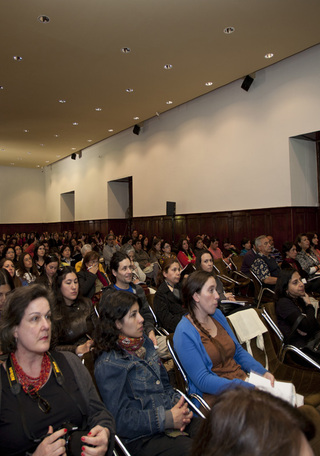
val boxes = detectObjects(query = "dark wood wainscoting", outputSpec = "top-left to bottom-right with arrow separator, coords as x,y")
0,206 -> 319,249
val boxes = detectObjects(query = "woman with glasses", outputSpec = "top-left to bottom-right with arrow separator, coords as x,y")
0,284 -> 115,456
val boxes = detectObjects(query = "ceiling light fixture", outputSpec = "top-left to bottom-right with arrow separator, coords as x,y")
265,53 -> 274,59
13,56 -> 23,61
166,100 -> 173,105
71,147 -> 76,150
164,64 -> 173,70
0,86 -> 3,90
23,129 -> 29,133
108,129 -> 114,132
121,47 -> 131,54
58,99 -> 66,103
87,139 -> 92,142
95,108 -> 102,111
38,15 -> 50,23
126,88 -> 133,93
54,134 -> 59,137
72,122 -> 78,126
223,26 -> 235,34
205,82 -> 213,86
133,116 -> 139,120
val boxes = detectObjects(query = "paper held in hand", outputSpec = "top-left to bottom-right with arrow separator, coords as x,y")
247,372 -> 304,407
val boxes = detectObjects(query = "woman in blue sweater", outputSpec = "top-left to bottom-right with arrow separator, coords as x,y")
174,271 -> 274,406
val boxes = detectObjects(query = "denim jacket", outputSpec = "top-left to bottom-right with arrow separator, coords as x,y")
94,336 -> 179,443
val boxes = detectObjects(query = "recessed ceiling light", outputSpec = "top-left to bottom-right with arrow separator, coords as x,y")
166,100 -> 173,105
59,99 -> 66,103
265,53 -> 274,59
133,116 -> 140,120
87,139 -> 92,142
54,134 -> 59,138
72,122 -> 78,126
0,86 -> 3,90
95,108 -> 102,111
13,56 -> 23,61
164,64 -> 173,70
121,47 -> 131,54
223,26 -> 235,34
205,82 -> 213,86
126,88 -> 133,93
38,15 -> 50,23
108,129 -> 114,132
71,147 -> 76,150
24,129 -> 29,133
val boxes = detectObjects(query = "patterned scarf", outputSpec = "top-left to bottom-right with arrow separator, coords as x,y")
118,334 -> 146,359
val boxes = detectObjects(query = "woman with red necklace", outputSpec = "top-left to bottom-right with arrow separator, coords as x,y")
0,284 -> 115,456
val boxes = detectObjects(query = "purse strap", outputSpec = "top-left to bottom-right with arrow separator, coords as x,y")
286,314 -> 305,343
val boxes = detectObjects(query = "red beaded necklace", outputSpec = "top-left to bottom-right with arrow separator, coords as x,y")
11,352 -> 51,394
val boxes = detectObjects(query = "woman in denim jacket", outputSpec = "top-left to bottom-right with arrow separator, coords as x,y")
94,290 -> 197,456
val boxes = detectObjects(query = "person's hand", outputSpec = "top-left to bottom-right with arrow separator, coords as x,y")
76,339 -> 94,355
225,292 -> 236,302
81,425 -> 110,456
301,293 -> 311,305
148,330 -> 157,347
171,396 -> 193,432
263,371 -> 275,387
88,263 -> 99,275
33,426 -> 67,456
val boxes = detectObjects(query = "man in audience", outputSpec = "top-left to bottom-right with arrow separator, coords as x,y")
133,239 -> 152,270
103,233 -> 120,269
267,234 -> 282,264
241,238 -> 258,274
250,235 -> 281,289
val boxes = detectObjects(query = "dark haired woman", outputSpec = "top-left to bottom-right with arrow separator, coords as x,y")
14,244 -> 22,266
191,387 -> 315,456
0,284 -> 115,455
0,268 -> 14,317
55,266 -> 97,355
2,246 -> 15,264
159,240 -> 176,268
94,290 -> 196,456
77,250 -> 109,302
296,233 -> 320,279
306,232 -> 320,263
240,238 -> 251,256
33,242 -> 46,274
193,236 -> 206,257
35,254 -> 59,290
208,237 -> 223,261
174,271 -> 273,405
0,258 -> 22,288
153,258 -> 185,333
177,238 -> 196,268
16,252 -> 38,286
60,244 -> 75,267
148,237 -> 162,263
141,236 -> 149,252
275,269 -> 320,354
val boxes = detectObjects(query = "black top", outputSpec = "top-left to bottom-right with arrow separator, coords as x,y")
153,282 -> 185,333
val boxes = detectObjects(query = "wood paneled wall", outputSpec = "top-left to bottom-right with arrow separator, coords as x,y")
0,206 -> 319,249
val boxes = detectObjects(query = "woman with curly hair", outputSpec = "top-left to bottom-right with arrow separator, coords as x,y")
16,252 -> 38,286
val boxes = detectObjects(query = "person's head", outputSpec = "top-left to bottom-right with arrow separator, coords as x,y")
34,243 -> 46,261
157,258 -> 181,287
0,258 -> 16,278
295,233 -> 310,252
0,284 -> 55,354
18,252 -> 34,274
44,255 -> 59,279
81,250 -> 99,271
255,235 -> 271,256
110,251 -> 132,287
161,240 -> 171,255
275,269 -> 306,300
195,251 -> 214,273
178,238 -> 189,253
0,268 -> 14,313
3,246 -> 15,261
182,271 -> 219,318
132,230 -> 138,239
306,232 -> 318,249
0,241 -> 5,255
14,244 -> 22,258
56,266 -> 79,306
121,245 -> 135,262
132,239 -> 142,251
282,242 -> 297,260
210,237 -> 219,249
141,236 -> 149,249
95,291 -> 143,353
193,236 -> 204,251
81,243 -> 92,257
267,235 -> 274,247
241,238 -> 251,250
106,234 -> 115,247
61,244 -> 71,259
191,387 -> 314,456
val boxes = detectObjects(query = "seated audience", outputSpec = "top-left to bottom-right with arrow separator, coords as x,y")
296,233 -> 320,279
208,237 -> 223,261
240,237 -> 251,256
60,244 -> 75,267
103,233 -> 120,269
33,242 -> 46,274
177,238 -> 196,268
240,241 -> 258,274
159,240 -> 176,267
0,258 -> 22,288
148,237 -> 162,263
16,252 -> 38,286
174,271 -> 273,406
77,251 -> 109,302
251,235 -> 280,289
2,246 -> 15,264
55,266 -> 97,355
0,284 -> 115,456
191,387 -> 315,456
267,234 -> 282,264
222,238 -> 239,259
14,244 -> 22,266
122,245 -> 146,283
154,258 -> 185,333
0,269 -> 14,317
307,232 -> 320,263
275,269 -> 320,356
193,235 -> 206,256
35,254 -> 59,290
94,291 -> 195,456
133,239 -> 152,271
141,236 -> 149,252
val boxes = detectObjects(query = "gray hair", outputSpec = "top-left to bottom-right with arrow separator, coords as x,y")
255,235 -> 267,249
81,243 -> 92,256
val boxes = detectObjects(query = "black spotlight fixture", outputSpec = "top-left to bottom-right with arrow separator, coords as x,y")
241,74 -> 255,92
133,124 -> 140,135
71,153 -> 76,160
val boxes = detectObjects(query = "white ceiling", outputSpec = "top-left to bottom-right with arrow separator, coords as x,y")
1,0 -> 320,168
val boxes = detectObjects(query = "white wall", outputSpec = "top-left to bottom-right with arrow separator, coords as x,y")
2,45 -> 320,223
0,166 -> 45,223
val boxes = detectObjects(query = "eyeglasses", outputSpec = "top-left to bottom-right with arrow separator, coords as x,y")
27,386 -> 51,414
